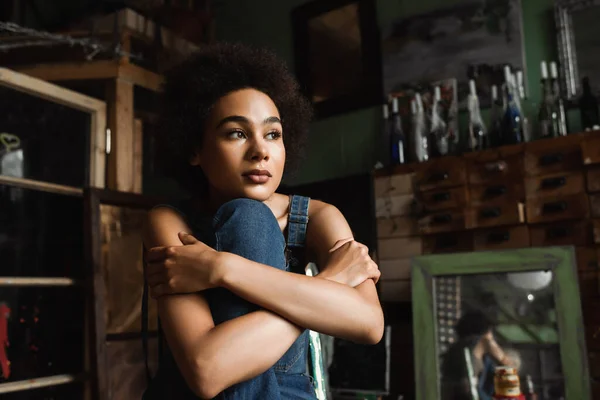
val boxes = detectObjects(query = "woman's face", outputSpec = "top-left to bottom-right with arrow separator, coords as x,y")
192,88 -> 286,203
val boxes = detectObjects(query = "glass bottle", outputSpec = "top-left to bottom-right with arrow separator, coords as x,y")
550,61 -> 568,136
467,79 -> 487,151
411,93 -> 428,162
429,86 -> 448,156
538,60 -> 553,139
390,97 -> 406,164
501,65 -> 524,145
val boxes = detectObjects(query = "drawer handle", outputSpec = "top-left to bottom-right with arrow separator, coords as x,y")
487,231 -> 510,243
547,227 -> 570,239
539,153 -> 564,166
541,176 -> 566,189
429,172 -> 449,182
480,207 -> 501,219
484,185 -> 507,197
542,201 -> 567,214
431,214 -> 452,224
484,161 -> 507,172
432,192 -> 451,202
437,236 -> 458,248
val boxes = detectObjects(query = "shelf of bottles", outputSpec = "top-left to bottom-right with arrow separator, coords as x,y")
376,61 -> 600,168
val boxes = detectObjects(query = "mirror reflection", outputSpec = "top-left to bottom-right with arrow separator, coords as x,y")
436,271 -> 564,400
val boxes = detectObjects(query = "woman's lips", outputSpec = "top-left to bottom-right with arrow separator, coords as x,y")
244,174 -> 270,184
242,169 -> 272,184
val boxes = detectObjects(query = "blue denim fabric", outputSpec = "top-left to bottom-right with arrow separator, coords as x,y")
143,197 -> 316,400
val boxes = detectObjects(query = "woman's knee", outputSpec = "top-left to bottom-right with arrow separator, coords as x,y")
213,198 -> 286,265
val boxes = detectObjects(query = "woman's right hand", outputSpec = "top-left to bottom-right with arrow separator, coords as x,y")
318,239 -> 380,287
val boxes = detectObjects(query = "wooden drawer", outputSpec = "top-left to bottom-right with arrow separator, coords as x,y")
379,280 -> 411,302
530,221 -> 593,247
526,194 -> 590,224
466,202 -> 525,229
524,135 -> 583,176
418,187 -> 468,212
590,195 -> 600,218
588,168 -> 600,193
414,157 -> 466,191
473,225 -> 530,251
467,154 -> 524,185
577,247 -> 599,271
525,171 -> 585,199
374,173 -> 414,197
418,210 -> 465,234
378,237 -> 422,260
422,232 -> 473,254
469,182 -> 525,207
583,133 -> 600,165
375,194 -> 414,218
377,216 -> 418,238
380,258 -> 412,280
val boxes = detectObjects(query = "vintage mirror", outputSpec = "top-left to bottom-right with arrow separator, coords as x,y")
412,247 -> 591,400
556,0 -> 600,99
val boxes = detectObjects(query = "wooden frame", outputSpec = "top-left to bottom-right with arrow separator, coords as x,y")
411,246 -> 591,400
84,188 -> 166,399
291,0 -> 383,119
0,67 -> 106,189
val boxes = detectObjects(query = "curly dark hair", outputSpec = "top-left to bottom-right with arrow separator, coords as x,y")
455,310 -> 494,339
154,42 -> 313,195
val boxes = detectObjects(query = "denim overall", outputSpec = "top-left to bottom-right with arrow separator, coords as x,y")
142,196 -> 317,399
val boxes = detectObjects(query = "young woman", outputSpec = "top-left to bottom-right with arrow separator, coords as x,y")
142,43 -> 384,399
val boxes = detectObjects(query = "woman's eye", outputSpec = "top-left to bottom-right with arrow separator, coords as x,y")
228,130 -> 246,139
266,131 -> 282,140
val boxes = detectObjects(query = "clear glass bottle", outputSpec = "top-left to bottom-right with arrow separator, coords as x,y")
411,93 -> 428,162
390,97 -> 405,164
467,79 -> 487,151
538,60 -> 553,139
429,86 -> 448,156
550,61 -> 568,136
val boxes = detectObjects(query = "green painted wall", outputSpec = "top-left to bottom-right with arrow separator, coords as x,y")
215,0 -> 558,185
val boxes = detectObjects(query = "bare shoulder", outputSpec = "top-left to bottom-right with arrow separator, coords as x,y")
305,199 -> 353,264
144,205 -> 192,248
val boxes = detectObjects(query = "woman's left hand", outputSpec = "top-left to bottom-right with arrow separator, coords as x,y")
145,232 -> 223,297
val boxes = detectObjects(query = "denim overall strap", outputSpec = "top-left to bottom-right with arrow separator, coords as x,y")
286,195 -> 328,400
287,195 -> 310,248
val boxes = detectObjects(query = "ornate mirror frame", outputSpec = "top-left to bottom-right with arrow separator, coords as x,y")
555,0 -> 600,99
411,246 -> 591,400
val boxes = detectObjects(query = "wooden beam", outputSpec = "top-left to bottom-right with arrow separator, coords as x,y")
106,79 -> 135,192
15,60 -> 164,92
118,63 -> 164,92
16,60 -> 120,82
